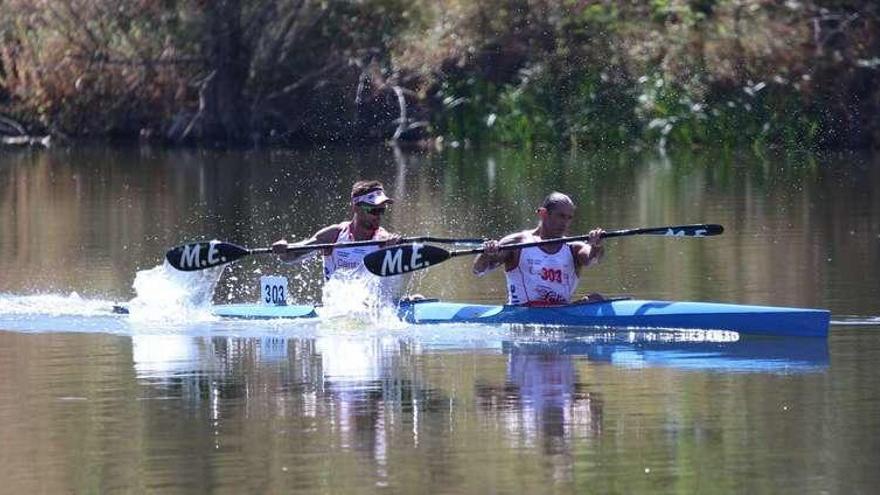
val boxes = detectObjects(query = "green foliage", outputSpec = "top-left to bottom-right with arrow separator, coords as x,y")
424,0 -> 876,150
635,74 -> 824,150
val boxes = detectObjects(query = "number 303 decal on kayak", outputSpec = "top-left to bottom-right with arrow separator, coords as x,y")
260,276 -> 288,306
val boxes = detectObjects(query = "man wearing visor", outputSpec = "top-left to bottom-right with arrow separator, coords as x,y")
272,180 -> 400,281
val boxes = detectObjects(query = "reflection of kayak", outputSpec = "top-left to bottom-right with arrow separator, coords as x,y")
127,298 -> 828,338
502,336 -> 829,373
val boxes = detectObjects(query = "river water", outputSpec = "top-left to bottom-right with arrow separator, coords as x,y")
0,145 -> 878,493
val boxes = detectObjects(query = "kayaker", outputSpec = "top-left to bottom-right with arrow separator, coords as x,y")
272,180 -> 401,281
472,192 -> 605,306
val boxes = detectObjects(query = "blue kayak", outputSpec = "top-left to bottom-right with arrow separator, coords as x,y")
207,299 -> 829,338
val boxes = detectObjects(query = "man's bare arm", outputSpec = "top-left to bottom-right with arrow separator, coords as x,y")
574,228 -> 605,269
272,224 -> 342,264
472,233 -> 524,276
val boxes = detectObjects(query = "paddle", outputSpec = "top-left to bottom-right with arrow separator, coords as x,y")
363,224 -> 724,277
165,236 -> 486,271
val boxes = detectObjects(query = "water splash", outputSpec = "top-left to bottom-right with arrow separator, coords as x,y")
125,261 -> 224,323
0,292 -> 115,317
318,275 -> 406,329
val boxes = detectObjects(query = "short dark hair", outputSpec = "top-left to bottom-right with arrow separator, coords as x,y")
540,192 -> 575,211
351,180 -> 385,198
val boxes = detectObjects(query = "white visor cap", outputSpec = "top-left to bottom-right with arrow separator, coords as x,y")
352,189 -> 394,205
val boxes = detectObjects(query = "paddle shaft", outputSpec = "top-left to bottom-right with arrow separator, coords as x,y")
179,236 -> 484,260
361,224 -> 722,276
265,236 -> 485,256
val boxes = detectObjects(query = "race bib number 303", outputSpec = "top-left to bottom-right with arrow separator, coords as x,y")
260,276 -> 288,306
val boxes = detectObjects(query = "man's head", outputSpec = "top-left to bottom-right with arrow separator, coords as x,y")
351,180 -> 393,230
537,192 -> 575,238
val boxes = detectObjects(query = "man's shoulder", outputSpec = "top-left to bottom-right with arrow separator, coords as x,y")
499,230 -> 532,245
373,226 -> 396,239
320,222 -> 347,232
314,222 -> 346,241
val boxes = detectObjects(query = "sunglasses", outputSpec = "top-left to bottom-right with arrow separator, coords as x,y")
357,204 -> 387,215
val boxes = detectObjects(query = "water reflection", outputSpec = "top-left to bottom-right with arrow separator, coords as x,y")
0,323 -> 857,494
503,332 -> 829,373
476,344 -> 603,483
130,332 -> 455,484
471,332 -> 828,483
127,329 -> 831,487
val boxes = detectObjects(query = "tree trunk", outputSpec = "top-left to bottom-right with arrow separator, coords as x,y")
200,0 -> 249,144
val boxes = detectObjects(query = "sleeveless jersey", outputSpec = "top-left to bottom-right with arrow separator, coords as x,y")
322,222 -> 381,280
504,244 -> 579,306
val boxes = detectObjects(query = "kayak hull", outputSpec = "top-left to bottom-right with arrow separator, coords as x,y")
211,304 -> 317,319
210,299 -> 829,338
397,300 -> 829,337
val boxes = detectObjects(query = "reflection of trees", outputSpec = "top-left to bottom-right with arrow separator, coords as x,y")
474,346 -> 603,481
0,149 -> 252,295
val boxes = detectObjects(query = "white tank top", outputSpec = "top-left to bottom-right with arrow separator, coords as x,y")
504,244 -> 579,305
322,222 -> 381,280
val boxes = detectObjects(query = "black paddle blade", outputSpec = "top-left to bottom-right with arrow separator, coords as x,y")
364,244 -> 451,276
617,224 -> 723,238
165,241 -> 250,271
661,224 -> 723,237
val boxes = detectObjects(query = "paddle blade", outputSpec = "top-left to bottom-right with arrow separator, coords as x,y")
660,224 -> 723,237
165,241 -> 250,271
364,244 -> 451,276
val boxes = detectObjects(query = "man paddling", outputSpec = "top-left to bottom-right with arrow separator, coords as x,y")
472,192 -> 605,306
272,180 -> 400,281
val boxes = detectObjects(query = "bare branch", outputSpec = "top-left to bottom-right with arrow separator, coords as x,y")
178,70 -> 218,142
276,2 -> 326,63
264,61 -> 345,101
253,0 -> 305,93
0,114 -> 27,136
65,54 -> 204,66
391,85 -> 407,141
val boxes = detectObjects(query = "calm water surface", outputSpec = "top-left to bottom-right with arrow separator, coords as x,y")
1,146 -> 879,493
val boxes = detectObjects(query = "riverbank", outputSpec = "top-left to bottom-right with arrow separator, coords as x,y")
2,1 -> 878,151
